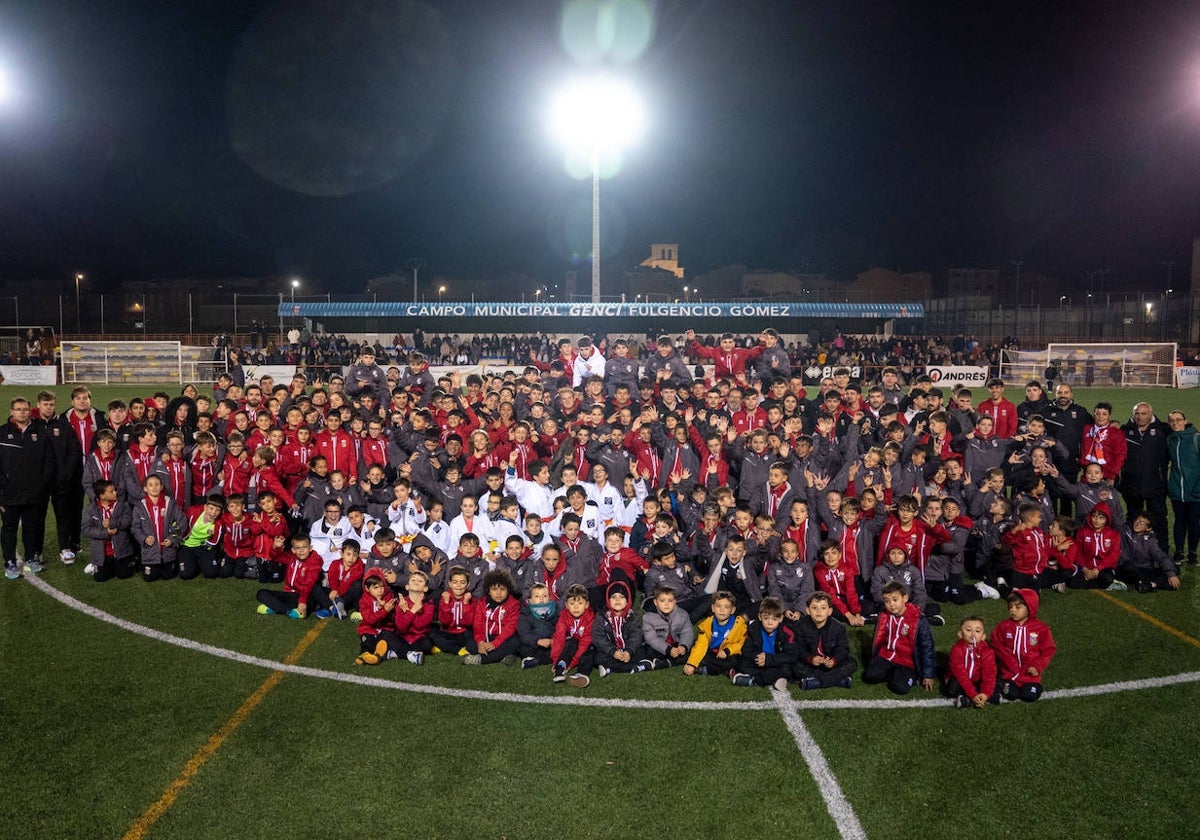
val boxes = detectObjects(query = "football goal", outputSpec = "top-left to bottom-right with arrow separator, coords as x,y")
1000,342 -> 1177,388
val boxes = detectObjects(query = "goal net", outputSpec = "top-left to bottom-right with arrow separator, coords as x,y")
59,341 -> 227,385
1000,343 -> 1178,388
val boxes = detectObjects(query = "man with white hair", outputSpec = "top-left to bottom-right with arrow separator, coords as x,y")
1120,402 -> 1170,551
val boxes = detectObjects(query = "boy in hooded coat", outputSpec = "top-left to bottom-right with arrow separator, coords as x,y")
990,587 -> 1057,702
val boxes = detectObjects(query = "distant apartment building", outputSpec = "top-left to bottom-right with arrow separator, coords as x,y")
640,243 -> 685,279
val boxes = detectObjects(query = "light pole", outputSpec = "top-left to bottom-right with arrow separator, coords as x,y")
683,286 -> 690,302
291,277 -> 300,303
1011,260 -> 1023,338
74,273 -> 83,333
550,76 -> 644,303
406,258 -> 424,304
438,285 -> 446,302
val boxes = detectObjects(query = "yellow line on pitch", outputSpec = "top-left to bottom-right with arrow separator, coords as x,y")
122,622 -> 327,840
1092,590 -> 1200,653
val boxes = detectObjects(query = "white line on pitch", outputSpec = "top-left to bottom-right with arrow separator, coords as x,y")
774,691 -> 867,840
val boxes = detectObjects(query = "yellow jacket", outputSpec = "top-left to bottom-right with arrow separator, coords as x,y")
686,614 -> 748,668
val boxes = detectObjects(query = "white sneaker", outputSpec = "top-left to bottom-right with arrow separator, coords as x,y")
60,549 -> 76,565
773,677 -> 790,692
406,651 -> 424,665
975,581 -> 1001,600
1106,580 -> 1129,592
83,563 -> 96,575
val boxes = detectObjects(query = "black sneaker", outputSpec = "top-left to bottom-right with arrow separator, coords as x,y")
838,676 -> 853,689
552,661 -> 567,683
928,614 -> 946,627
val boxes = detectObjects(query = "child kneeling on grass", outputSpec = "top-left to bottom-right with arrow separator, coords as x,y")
132,474 -> 188,583
591,580 -> 647,678
731,596 -> 798,690
550,583 -> 595,687
991,588 -> 1056,702
863,582 -> 936,695
256,534 -> 334,619
82,480 -> 134,581
684,590 -> 747,676
390,569 -> 434,664
793,591 -> 856,690
431,566 -> 477,656
463,570 -> 520,666
944,615 -> 999,708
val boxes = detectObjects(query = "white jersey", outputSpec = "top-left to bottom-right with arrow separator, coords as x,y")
309,515 -> 352,571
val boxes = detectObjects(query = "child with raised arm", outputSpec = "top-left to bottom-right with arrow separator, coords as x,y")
944,615 -> 999,708
793,591 -> 856,690
391,569 -> 435,664
683,590 -> 747,677
991,588 -> 1056,702
731,596 -> 798,690
432,566 -> 477,655
862,582 -> 936,695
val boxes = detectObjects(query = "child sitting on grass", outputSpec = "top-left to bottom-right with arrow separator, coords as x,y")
1119,513 -> 1180,592
863,582 -> 936,695
517,583 -> 558,669
944,615 -> 999,708
793,591 -> 856,690
641,587 -> 694,670
392,569 -> 434,664
991,588 -> 1056,702
327,538 -> 365,620
813,540 -> 866,626
731,596 -> 797,690
256,533 -> 333,619
683,590 -> 747,676
590,580 -> 647,678
463,570 -> 520,666
550,583 -> 595,687
355,568 -> 399,665
432,567 -> 477,656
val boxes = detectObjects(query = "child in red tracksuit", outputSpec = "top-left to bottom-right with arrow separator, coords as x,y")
256,534 -> 331,619
465,570 -> 521,666
593,526 -> 650,610
991,587 -> 1056,702
863,582 -> 936,695
813,540 -> 866,626
1002,503 -> 1051,591
550,583 -> 595,687
327,539 -> 365,620
249,491 -> 291,583
392,569 -> 435,664
432,567 -> 478,655
1069,503 -> 1122,591
944,615 -> 999,708
356,568 -> 399,665
223,494 -> 256,580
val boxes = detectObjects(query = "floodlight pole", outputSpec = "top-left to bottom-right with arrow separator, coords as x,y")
592,151 -> 601,303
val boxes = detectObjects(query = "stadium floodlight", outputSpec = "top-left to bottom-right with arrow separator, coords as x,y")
550,76 -> 644,303
0,66 -> 10,104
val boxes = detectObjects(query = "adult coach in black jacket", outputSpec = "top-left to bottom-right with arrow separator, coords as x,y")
1121,402 -> 1170,552
0,397 -> 54,579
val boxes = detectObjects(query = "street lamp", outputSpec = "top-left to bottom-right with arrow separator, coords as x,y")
74,273 -> 83,333
438,285 -> 446,302
550,76 -> 645,303
683,286 -> 690,302
291,277 -> 300,302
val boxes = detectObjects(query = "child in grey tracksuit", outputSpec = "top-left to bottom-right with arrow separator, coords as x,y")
1118,514 -> 1181,593
640,587 -> 695,669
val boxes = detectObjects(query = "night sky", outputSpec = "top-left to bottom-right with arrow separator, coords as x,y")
3,0 -> 1200,296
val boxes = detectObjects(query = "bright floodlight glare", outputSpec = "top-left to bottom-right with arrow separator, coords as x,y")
0,67 -> 9,104
550,77 -> 644,152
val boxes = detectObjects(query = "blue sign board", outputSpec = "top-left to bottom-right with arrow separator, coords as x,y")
277,301 -> 924,319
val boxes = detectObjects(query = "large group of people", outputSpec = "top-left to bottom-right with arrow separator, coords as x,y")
1,326 -> 1190,703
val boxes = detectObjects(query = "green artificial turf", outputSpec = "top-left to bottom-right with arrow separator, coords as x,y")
4,383 -> 1200,839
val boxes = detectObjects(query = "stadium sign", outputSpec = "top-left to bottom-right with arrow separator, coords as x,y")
277,301 -> 924,319
925,365 -> 989,387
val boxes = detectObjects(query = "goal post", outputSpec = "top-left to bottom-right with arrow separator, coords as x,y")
1000,343 -> 1178,388
59,341 -> 227,385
